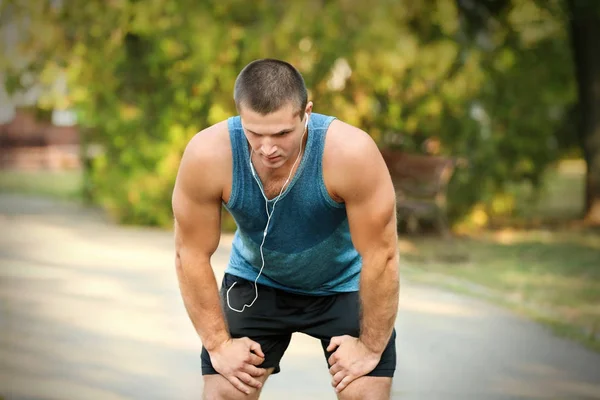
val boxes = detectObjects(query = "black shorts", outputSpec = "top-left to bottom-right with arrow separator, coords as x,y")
201,273 -> 396,377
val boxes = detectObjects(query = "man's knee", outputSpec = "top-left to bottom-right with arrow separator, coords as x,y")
202,369 -> 274,400
336,376 -> 392,400
202,374 -> 262,400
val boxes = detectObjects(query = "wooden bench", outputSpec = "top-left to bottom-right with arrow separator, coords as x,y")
380,149 -> 461,237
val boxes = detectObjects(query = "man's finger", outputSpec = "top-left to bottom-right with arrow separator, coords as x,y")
329,363 -> 341,376
229,376 -> 251,395
328,351 -> 338,367
245,364 -> 267,377
327,353 -> 337,366
331,370 -> 346,387
335,375 -> 354,393
237,372 -> 263,389
248,340 -> 265,358
326,336 -> 342,352
248,352 -> 265,366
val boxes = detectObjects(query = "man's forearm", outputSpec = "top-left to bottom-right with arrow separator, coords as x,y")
359,251 -> 399,354
175,254 -> 230,351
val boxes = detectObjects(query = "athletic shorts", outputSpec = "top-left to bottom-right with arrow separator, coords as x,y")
201,273 -> 396,377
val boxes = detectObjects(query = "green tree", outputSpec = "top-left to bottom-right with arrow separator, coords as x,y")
1,0 -> 580,227
457,0 -> 600,224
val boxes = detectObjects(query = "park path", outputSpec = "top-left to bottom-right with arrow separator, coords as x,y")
1,193 -> 599,400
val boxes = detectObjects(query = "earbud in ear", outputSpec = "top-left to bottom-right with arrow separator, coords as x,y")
305,113 -> 309,129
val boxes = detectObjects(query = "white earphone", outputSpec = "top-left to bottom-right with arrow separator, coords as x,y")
227,113 -> 309,312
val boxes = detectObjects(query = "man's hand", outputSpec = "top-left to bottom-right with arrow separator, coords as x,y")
327,335 -> 381,393
209,337 -> 267,394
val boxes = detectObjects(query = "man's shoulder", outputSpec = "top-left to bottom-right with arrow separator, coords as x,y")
185,120 -> 231,164
325,119 -> 378,163
322,118 -> 388,199
177,120 -> 232,196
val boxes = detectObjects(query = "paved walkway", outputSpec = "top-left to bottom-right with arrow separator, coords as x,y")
1,193 -> 599,400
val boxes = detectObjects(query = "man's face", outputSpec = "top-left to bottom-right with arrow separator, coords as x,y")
240,102 -> 312,170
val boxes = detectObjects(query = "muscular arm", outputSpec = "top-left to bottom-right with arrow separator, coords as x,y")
330,124 -> 400,354
173,128 -> 266,395
172,131 -> 230,351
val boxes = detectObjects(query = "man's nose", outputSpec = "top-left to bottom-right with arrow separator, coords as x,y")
260,139 -> 277,155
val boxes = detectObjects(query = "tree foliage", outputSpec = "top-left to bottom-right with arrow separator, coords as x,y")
2,0 -> 578,227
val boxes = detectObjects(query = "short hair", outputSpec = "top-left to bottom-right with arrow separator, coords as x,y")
234,59 -> 308,118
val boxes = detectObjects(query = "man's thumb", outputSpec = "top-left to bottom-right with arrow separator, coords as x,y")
248,339 -> 265,358
327,336 -> 342,352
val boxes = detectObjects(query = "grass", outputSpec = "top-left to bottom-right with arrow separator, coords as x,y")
401,231 -> 600,351
0,169 -> 83,200
402,159 -> 600,351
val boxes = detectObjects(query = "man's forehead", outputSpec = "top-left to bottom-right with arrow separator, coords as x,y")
240,102 -> 302,118
241,108 -> 302,132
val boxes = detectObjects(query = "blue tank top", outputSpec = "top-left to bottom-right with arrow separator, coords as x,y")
223,113 -> 362,295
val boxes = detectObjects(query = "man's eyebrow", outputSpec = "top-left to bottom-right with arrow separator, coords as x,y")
246,128 -> 293,136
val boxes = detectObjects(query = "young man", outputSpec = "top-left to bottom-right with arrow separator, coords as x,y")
172,59 -> 400,400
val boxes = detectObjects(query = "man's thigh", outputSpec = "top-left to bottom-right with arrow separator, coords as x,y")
201,274 -> 293,375
301,291 -> 397,378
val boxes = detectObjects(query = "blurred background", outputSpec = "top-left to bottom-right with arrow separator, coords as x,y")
1,0 -> 599,398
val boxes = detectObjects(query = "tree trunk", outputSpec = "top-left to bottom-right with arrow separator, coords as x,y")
568,0 -> 600,224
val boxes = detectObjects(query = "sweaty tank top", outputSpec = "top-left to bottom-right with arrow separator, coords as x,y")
223,113 -> 362,295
